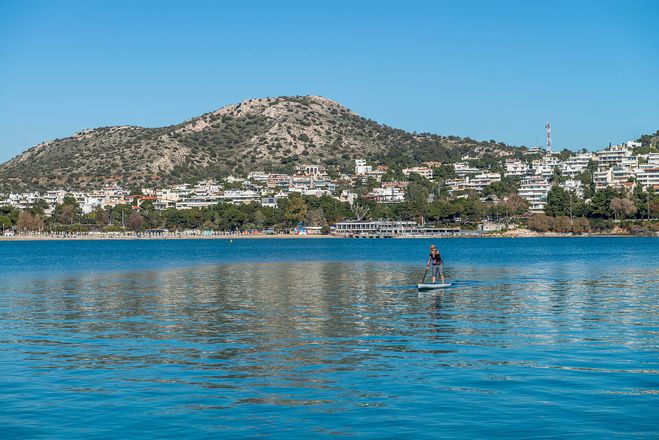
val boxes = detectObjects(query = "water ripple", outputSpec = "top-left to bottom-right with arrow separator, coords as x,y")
1,239 -> 658,438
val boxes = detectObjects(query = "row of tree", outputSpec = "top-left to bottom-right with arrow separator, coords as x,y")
1,184 -> 658,234
544,185 -> 659,220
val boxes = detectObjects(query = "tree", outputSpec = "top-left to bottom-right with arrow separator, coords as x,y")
128,212 -> 144,232
500,195 -> 528,222
53,196 -> 82,225
351,202 -> 370,221
94,206 -> 109,227
305,208 -> 327,227
527,214 -> 551,232
284,195 -> 308,226
29,199 -> 50,216
220,206 -> 247,230
253,210 -> 267,229
552,216 -> 572,233
163,208 -> 187,230
482,176 -> 521,199
16,212 -> 34,232
590,187 -> 617,218
16,212 -> 44,232
427,200 -> 455,223
405,182 -> 430,223
545,186 -> 569,217
571,217 -> 591,234
59,204 -> 76,225
0,215 -> 12,230
610,197 -> 636,220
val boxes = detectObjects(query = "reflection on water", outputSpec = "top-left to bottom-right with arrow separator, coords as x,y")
1,260 -> 658,438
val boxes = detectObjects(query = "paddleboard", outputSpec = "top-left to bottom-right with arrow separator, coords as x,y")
417,283 -> 452,290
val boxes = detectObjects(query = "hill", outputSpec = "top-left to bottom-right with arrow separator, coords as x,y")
0,95 -> 516,190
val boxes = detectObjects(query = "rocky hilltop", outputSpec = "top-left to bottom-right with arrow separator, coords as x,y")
0,95 -> 514,190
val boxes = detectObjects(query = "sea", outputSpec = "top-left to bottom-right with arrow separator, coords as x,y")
1,237 -> 658,438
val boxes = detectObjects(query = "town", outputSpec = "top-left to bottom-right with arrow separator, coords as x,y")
1,139 -> 658,238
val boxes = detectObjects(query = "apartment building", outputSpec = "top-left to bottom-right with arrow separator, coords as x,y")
518,176 -> 551,213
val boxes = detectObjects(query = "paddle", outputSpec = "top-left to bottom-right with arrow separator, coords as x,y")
420,266 -> 429,284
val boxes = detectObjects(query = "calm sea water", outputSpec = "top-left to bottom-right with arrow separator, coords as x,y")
1,237 -> 658,438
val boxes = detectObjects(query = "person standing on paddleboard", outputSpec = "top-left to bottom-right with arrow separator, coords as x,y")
426,244 -> 444,284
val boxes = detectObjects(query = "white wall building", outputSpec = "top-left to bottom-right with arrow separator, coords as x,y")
504,160 -> 530,177
636,166 -> 659,188
453,162 -> 481,177
518,177 -> 551,213
366,187 -> 405,204
402,167 -> 434,180
355,159 -> 372,175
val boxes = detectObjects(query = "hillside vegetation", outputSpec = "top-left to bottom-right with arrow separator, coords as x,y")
0,95 -> 517,190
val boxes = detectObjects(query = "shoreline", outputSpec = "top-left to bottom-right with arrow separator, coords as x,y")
1,232 -> 655,242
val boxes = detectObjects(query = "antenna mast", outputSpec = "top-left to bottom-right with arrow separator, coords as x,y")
545,121 -> 552,153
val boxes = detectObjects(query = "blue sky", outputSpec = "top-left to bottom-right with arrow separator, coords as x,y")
0,0 -> 657,162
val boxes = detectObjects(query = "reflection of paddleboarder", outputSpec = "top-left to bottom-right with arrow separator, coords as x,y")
426,244 -> 444,284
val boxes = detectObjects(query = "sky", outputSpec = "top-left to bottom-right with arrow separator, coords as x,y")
0,0 -> 657,162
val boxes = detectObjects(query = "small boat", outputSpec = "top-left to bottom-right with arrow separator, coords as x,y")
417,283 -> 452,290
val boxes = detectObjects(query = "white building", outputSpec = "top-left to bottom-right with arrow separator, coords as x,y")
366,187 -> 405,204
402,167 -> 434,180
337,190 -> 358,205
248,171 -> 269,182
595,145 -> 636,170
176,195 -> 221,210
645,153 -> 659,166
219,190 -> 260,204
453,162 -> 481,177
261,197 -> 278,208
504,160 -> 530,177
518,177 -> 551,213
636,166 -> 659,188
560,179 -> 584,197
464,172 -> 502,192
593,169 -> 612,189
355,159 -> 372,175
294,164 -> 327,177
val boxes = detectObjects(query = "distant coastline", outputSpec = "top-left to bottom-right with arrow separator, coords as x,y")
2,230 -> 655,242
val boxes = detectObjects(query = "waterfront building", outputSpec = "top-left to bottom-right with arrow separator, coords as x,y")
331,220 -> 461,237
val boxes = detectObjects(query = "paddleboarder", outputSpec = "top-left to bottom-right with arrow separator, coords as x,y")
426,244 -> 444,284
